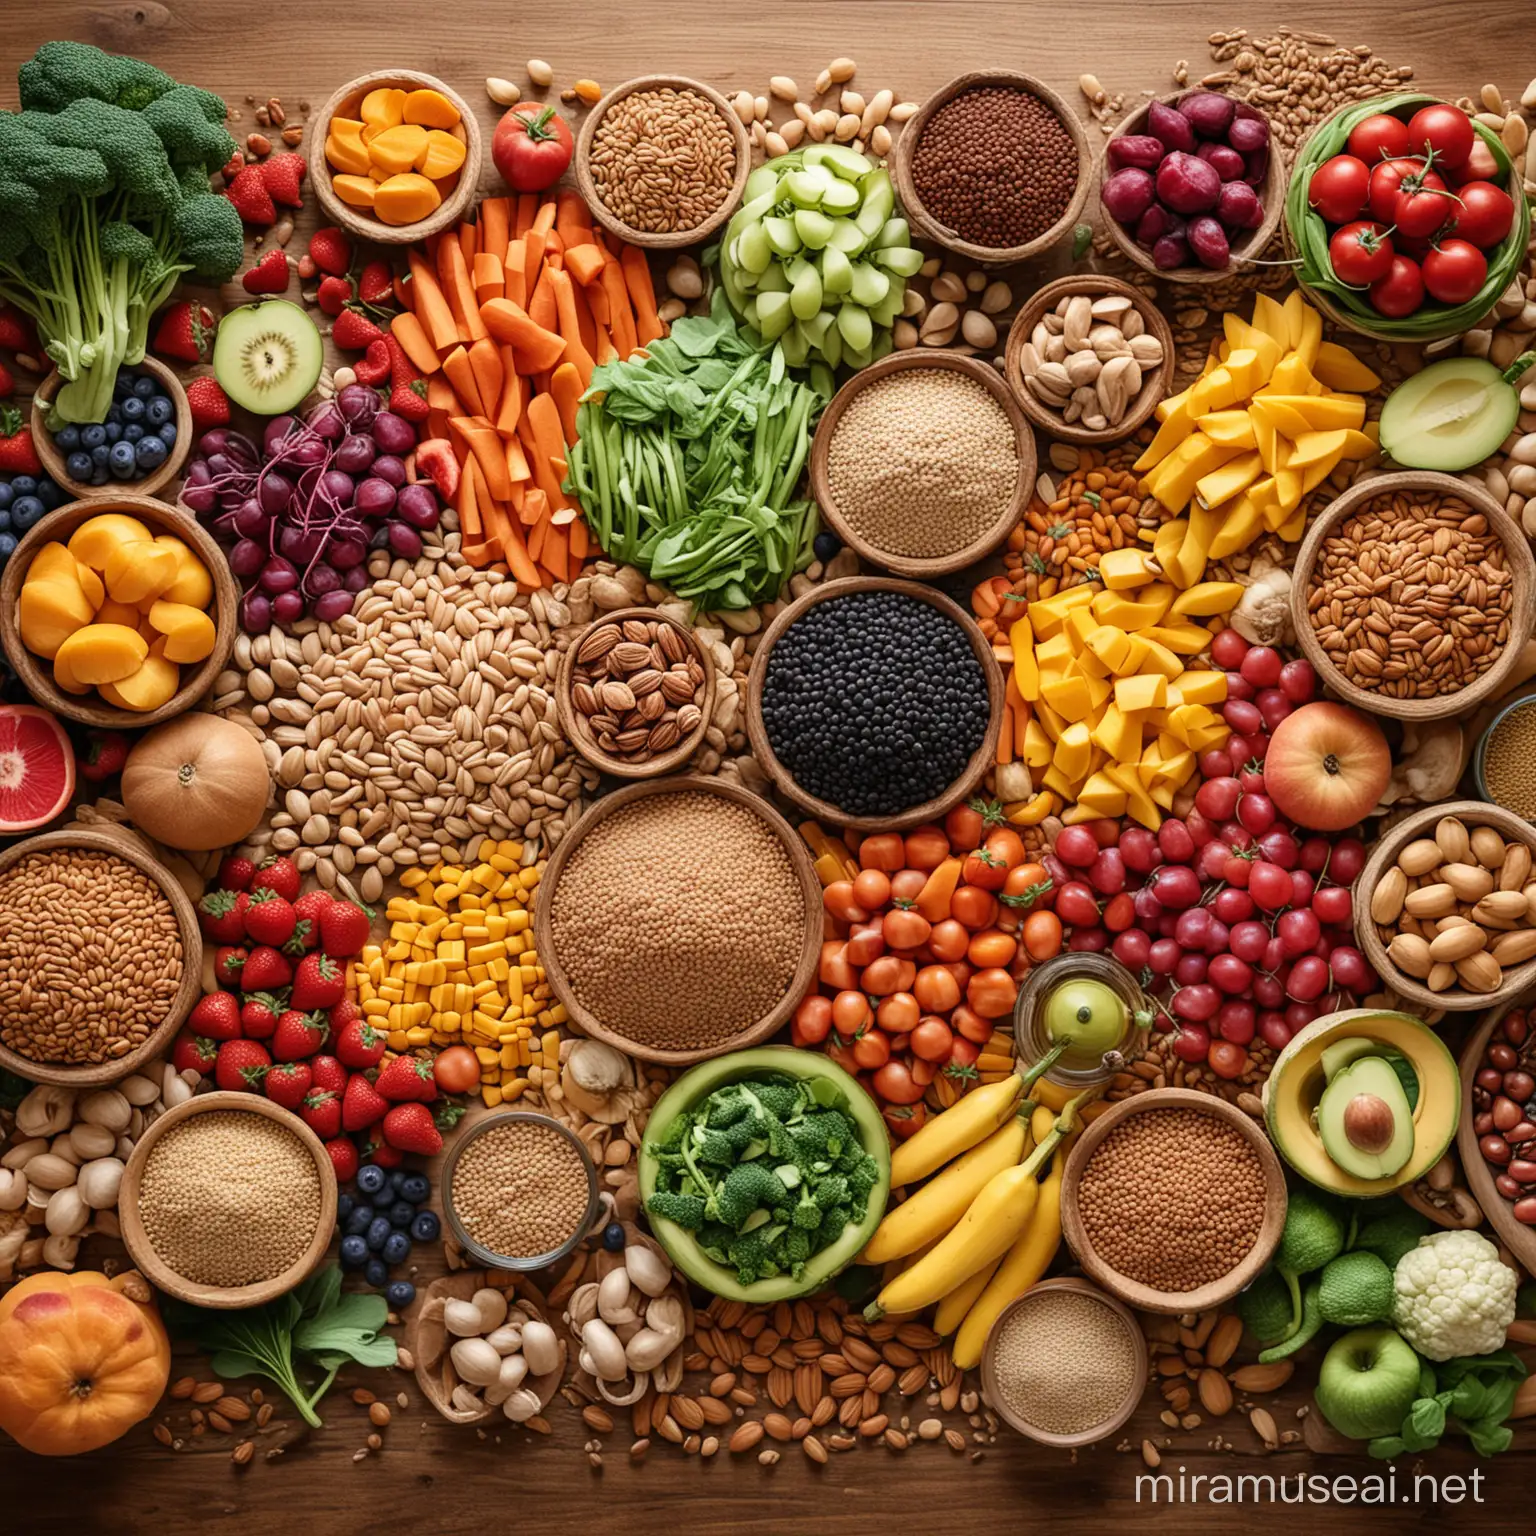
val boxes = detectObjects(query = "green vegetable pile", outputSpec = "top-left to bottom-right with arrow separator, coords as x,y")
1368,1349 -> 1527,1460
0,42 -> 244,424
644,1072 -> 881,1286
564,292 -> 831,610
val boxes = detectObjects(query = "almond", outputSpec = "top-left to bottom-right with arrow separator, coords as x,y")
1228,1361 -> 1295,1393
1197,1368 -> 1233,1416
1250,1407 -> 1279,1447
830,1372 -> 867,1398
1442,862 -> 1495,902
671,1396 -> 705,1431
576,625 -> 621,664
1397,838 -> 1444,877
728,1421 -> 764,1453
1434,816 -> 1471,864
215,1397 -> 251,1422
763,1412 -> 794,1441
1204,1314 -> 1244,1369
803,1434 -> 829,1464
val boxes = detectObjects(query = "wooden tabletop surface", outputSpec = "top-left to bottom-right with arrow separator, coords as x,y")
4,2 -> 1535,1531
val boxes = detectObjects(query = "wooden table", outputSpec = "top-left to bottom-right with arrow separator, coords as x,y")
4,2 -> 1534,1530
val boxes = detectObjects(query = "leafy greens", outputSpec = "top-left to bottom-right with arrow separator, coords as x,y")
1369,1349 -> 1527,1460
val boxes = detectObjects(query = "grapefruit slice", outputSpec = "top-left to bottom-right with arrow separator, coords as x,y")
0,704 -> 76,833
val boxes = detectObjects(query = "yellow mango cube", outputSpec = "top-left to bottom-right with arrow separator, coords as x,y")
1040,673 -> 1094,723
360,87 -> 407,130
1029,584 -> 1097,639
1141,620 -> 1217,655
1076,770 -> 1128,818
1195,450 -> 1263,510
1197,410 -> 1258,450
1053,721 -> 1093,781
1170,582 -> 1243,619
1105,763 -> 1160,829
1171,671 -> 1227,706
1022,718 -> 1053,768
1091,584 -> 1174,630
1091,702 -> 1141,763
1115,674 -> 1167,712
1137,639 -> 1185,681
1312,341 -> 1381,394
1099,548 -> 1156,589
1084,624 -> 1132,673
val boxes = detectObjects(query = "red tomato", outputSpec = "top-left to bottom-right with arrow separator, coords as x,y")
492,104 -> 575,192
962,848 -> 1008,890
967,967 -> 1018,1019
1308,154 -> 1370,222
1103,892 -> 1136,933
819,941 -> 856,990
889,869 -> 928,904
910,1056 -> 938,1087
945,800 -> 990,848
967,929 -> 1017,968
882,1099 -> 929,1139
858,832 -> 906,871
947,1038 -> 981,1072
822,881 -> 868,924
1001,861 -> 1053,910
433,1045 -> 479,1093
863,956 -> 916,997
983,828 -> 1026,872
903,825 -> 950,870
824,1033 -> 858,1072
928,918 -> 970,962
913,965 -> 962,1012
852,1029 -> 892,1071
1022,910 -> 1064,962
910,1017 -> 955,1062
1422,238 -> 1488,303
883,908 -> 932,951
877,992 -> 920,1034
1328,220 -> 1394,284
852,869 -> 892,910
942,960 -> 972,993
1207,1039 -> 1248,1080
832,990 -> 871,1036
1369,255 -> 1425,317
793,995 -> 833,1045
1346,112 -> 1411,164
1054,880 -> 1102,929
1452,137 -> 1501,185
951,1005 -> 995,1045
1368,158 -> 1445,224
845,920 -> 887,968
950,885 -> 999,930
1406,103 -> 1475,169
1445,181 -> 1515,248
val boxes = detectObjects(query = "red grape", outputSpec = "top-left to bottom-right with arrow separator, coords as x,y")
1263,938 -> 1287,974
1068,925 -> 1109,953
1088,848 -> 1127,895
1120,827 -> 1160,873
1284,1000 -> 1321,1032
1217,1000 -> 1256,1044
1151,864 -> 1202,909
1328,945 -> 1373,991
1172,984 -> 1219,1022
1228,738 -> 1252,775
1148,938 -> 1180,976
1298,837 -> 1331,874
1242,731 -> 1270,763
1259,1011 -> 1293,1050
1158,819 -> 1196,864
1174,907 -> 1213,947
1210,628 -> 1249,669
1249,860 -> 1293,911
1277,907 -> 1322,957
1289,869 -> 1316,908
1253,975 -> 1286,1010
1237,793 -> 1277,834
1222,854 -> 1252,888
1257,829 -> 1299,869
1278,659 -> 1316,703
1113,930 -> 1151,968
1209,953 -> 1254,994
1229,921 -> 1269,963
1208,1040 -> 1248,1079
1255,689 -> 1292,730
1239,766 -> 1266,795
1103,892 -> 1135,932
1223,699 -> 1263,735
1330,838 -> 1367,883
1133,885 -> 1164,926
1224,672 -> 1256,703
1184,809 -> 1219,849
1055,825 -> 1100,868
1239,646 -> 1283,687
1311,885 -> 1353,926
1056,881 -> 1101,927
1172,1023 -> 1212,1062
1287,955 -> 1330,1001
1174,952 -> 1209,987
1202,919 -> 1230,957
1219,822 -> 1254,853
1212,887 -> 1255,924
1197,840 -> 1232,883
1195,776 -> 1242,820
1088,819 -> 1121,848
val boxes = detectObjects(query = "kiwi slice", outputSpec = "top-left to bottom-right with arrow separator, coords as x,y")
212,300 -> 325,416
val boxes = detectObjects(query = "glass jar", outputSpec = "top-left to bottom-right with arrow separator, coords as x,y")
1012,953 -> 1151,1088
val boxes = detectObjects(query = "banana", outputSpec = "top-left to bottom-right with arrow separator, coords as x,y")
888,1074 -> 1021,1188
934,1256 -> 1000,1337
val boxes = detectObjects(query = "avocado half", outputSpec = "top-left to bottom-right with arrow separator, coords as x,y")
637,1046 -> 891,1303
1378,356 -> 1525,472
1262,1009 -> 1459,1197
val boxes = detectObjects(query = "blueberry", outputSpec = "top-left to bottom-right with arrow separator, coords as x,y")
158,421 -> 177,446
357,1163 -> 387,1196
339,1234 -> 369,1269
0,533 -> 15,561
113,372 -> 136,400
410,1210 -> 440,1242
0,506 -> 9,530
345,1205 -> 374,1238
601,1221 -> 626,1252
54,425 -> 80,452
146,395 -> 174,427
106,404 -> 123,425
11,496 -> 45,530
382,1231 -> 411,1266
120,394 -> 145,422
103,422 -> 122,443
0,484 -> 13,509
383,1200 -> 412,1229
109,441 -> 137,479
123,423 -> 144,444
9,475 -> 34,496
389,1168 -> 408,1191
89,443 -> 110,467
133,374 -> 158,399
385,1279 -> 416,1309
136,435 -> 167,469
90,465 -> 109,486
364,1257 -> 389,1289
365,1215 -> 392,1252
35,477 -> 61,509
399,1173 -> 430,1204
337,1192 -> 355,1221
813,530 -> 842,563
66,452 -> 93,481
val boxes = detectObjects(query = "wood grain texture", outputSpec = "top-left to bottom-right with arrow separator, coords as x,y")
3,3 -> 1534,1530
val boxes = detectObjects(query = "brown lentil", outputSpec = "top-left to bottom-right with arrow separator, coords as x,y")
0,849 -> 183,1065
568,616 -> 706,765
449,1117 -> 590,1258
1076,1108 -> 1266,1291
1480,701 -> 1536,819
548,790 -> 803,1051
910,86 -> 1077,249
826,371 -> 1019,559
138,1111 -> 321,1286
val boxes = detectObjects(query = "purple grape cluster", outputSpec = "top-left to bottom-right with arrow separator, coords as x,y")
180,385 -> 441,633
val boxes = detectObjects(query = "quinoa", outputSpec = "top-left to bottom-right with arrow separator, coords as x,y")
826,371 -> 1019,559
1483,701 -> 1536,819
449,1117 -> 591,1258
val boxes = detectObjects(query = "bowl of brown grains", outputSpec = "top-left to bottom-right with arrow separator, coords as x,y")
575,75 -> 751,250
1061,1089 -> 1287,1314
118,1092 -> 336,1308
535,776 -> 821,1064
1291,472 -> 1536,722
555,606 -> 715,779
442,1111 -> 602,1271
0,828 -> 201,1090
809,352 -> 1034,578
980,1277 -> 1148,1447
893,71 -> 1092,265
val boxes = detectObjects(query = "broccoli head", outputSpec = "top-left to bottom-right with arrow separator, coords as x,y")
140,86 -> 236,172
20,100 -> 182,215
20,41 -> 227,124
792,1192 -> 823,1231
789,1109 -> 852,1166
705,1091 -> 753,1129
698,1220 -> 735,1265
727,1231 -> 781,1286
814,1173 -> 850,1211
646,1190 -> 706,1230
715,1163 -> 790,1229
747,1078 -> 803,1122
817,1203 -> 853,1247
781,1227 -> 812,1265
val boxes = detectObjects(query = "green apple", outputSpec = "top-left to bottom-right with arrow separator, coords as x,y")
1042,978 -> 1126,1066
1315,1327 -> 1422,1440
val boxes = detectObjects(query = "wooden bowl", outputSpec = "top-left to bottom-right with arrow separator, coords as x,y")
1355,800 -> 1536,1013
555,606 -> 716,780
746,576 -> 1004,833
1100,90 -> 1285,285
808,352 -> 1034,578
0,493 -> 239,730
118,1091 -> 337,1308
311,69 -> 482,246
1290,472 -> 1536,723
1060,1088 -> 1288,1315
893,71 -> 1093,266
407,1269 -> 567,1426
0,827 -> 202,1089
576,75 -> 751,251
979,1277 -> 1149,1447
31,357 -> 191,500
534,776 -> 822,1066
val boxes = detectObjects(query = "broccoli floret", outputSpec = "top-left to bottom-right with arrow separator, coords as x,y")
716,1164 -> 789,1229
845,1153 -> 880,1210
747,1078 -> 803,1121
836,1134 -> 869,1173
646,1190 -> 707,1230
698,1220 -> 734,1264
140,87 -> 236,171
792,1192 -> 823,1230
20,41 -> 226,124
814,1173 -> 850,1211
706,1091 -> 752,1129
783,1228 -> 812,1264
727,1232 -> 781,1286
789,1109 -> 853,1166
817,1204 -> 853,1247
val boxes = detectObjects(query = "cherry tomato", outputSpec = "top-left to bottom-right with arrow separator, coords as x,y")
1308,153 -> 1370,222
1328,220 -> 1394,284
819,941 -> 856,990
1406,103 -> 1475,169
845,920 -> 886,968
883,908 -> 932,951
853,869 -> 892,910
1368,158 -> 1445,223
793,995 -> 833,1045
947,1038 -> 981,1072
882,1100 -> 928,1138
967,968 -> 1018,1019
1207,1040 -> 1248,1080
1103,892 -> 1136,933
822,881 -> 869,924
852,1029 -> 892,1071
824,1033 -> 857,1072
859,833 -> 906,871
874,1060 -> 925,1106
983,827 -> 1026,872
909,1057 -> 938,1087
1453,136 -> 1501,185
1393,179 -> 1457,239
863,956 -> 916,997
877,992 -> 920,1034
941,959 -> 972,991
911,1017 -> 955,1062
946,799 -> 997,849
951,1005 -> 995,1045
1446,180 -> 1516,247
904,825 -> 951,870
1001,861 -> 1053,912
962,848 -> 1008,890
1369,254 -> 1425,317
832,989 -> 871,1036
1021,910 -> 1063,962
433,1045 -> 480,1093
1054,824 -> 1100,868
928,918 -> 970,962
913,964 -> 962,1012
1346,112 -> 1411,164
890,869 -> 928,904
951,885 -> 1000,930
967,929 -> 1017,968
1422,238 -> 1488,303
1054,880 -> 1102,929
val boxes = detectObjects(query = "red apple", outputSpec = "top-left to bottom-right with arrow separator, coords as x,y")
1263,702 -> 1391,832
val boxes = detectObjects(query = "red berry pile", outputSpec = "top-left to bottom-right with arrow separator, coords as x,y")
1471,1007 -> 1536,1223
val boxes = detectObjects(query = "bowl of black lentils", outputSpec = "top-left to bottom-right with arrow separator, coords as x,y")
747,576 -> 1002,832
893,71 -> 1093,265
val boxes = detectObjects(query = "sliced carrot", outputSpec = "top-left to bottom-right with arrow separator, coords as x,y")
494,360 -> 526,436
599,259 -> 638,357
407,251 -> 459,351
527,269 -> 558,336
548,269 -> 595,387
457,220 -> 477,269
568,516 -> 588,561
479,298 -> 566,372
621,244 -> 664,345
439,237 -> 487,343
538,521 -> 568,584
563,242 -> 606,288
513,193 -> 539,240
393,271 -> 413,311
543,229 -> 564,267
503,243 -> 528,310
915,858 -> 963,923
456,457 -> 482,541
499,516 -> 542,590
555,189 -> 593,247
584,271 -> 611,327
472,251 -> 505,305
426,373 -> 461,441
391,312 -> 442,376
480,197 -> 510,264
568,271 -> 598,364
467,338 -> 504,420
549,363 -> 584,446
521,485 -> 548,528
440,345 -> 486,418
591,319 -> 617,367
451,415 -> 513,501
525,393 -> 571,510
528,511 -> 546,556
504,435 -> 531,485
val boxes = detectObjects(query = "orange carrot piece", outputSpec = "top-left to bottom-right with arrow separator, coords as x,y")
479,298 -> 566,372
458,220 -> 478,268
563,242 -> 606,288
440,346 -> 486,418
532,198 -> 558,237
525,393 -> 571,510
504,435 -> 531,484
521,485 -> 548,528
407,251 -> 459,351
584,271 -> 611,327
393,272 -> 413,311
996,705 -> 1014,765
514,194 -> 539,240
480,197 -> 510,263
456,457 -> 482,541
568,272 -> 598,363
539,522 -> 567,583
549,363 -> 584,446
599,260 -> 638,357
621,245 -> 664,345
467,338 -> 504,421
472,251 -> 505,305
528,513 -> 546,557
427,374 -> 460,413
460,432 -> 511,505
440,238 -> 487,343
543,230 -> 564,267
555,189 -> 593,247
391,312 -> 442,375
499,517 -> 542,590
503,244 -> 528,310
527,270 -> 558,336
548,269 -> 595,387
495,360 -> 526,436
568,516 -> 588,561
591,319 -> 617,367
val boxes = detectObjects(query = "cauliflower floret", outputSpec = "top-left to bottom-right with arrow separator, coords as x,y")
1392,1229 -> 1517,1362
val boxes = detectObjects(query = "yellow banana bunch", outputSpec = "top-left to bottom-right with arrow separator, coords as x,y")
934,1258 -> 1000,1337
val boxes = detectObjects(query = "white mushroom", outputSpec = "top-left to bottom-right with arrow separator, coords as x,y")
623,1242 -> 672,1298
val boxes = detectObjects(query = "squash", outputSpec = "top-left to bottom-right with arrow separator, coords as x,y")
120,713 -> 271,851
0,1269 -> 170,1455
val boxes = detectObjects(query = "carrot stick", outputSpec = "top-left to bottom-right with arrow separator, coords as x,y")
521,485 -> 548,528
591,319 -> 617,366
503,244 -> 528,310
568,516 -> 588,561
543,230 -> 564,268
549,363 -> 584,446
527,269 -> 558,336
538,522 -> 567,583
440,346 -> 486,417
562,242 -> 607,287
440,237 -> 487,343
504,435 -> 531,484
494,361 -> 526,436
479,299 -> 566,372
472,251 -> 505,305
555,189 -> 593,248
548,269 -> 594,387
480,198 -> 510,264
467,338 -> 504,421
457,220 -> 478,269
457,424 -> 512,502
513,193 -> 539,240
621,245 -> 664,345
407,251 -> 459,351
599,260 -> 638,357
498,516 -> 542,590
584,270 -> 611,327
525,393 -> 571,510
393,271 -> 413,311
456,457 -> 482,541
568,272 -> 598,365
391,312 -> 442,375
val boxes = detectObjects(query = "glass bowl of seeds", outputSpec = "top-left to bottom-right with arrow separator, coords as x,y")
1474,696 -> 1536,820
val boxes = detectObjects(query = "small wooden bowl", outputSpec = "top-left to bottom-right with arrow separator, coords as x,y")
1459,994 -> 1536,1274
893,71 -> 1093,266
1100,90 -> 1285,285
535,776 -> 822,1066
808,352 -> 1034,578
1289,473 -> 1536,724
746,576 -> 1004,833
979,1277 -> 1149,1447
311,69 -> 482,246
0,827 -> 202,1089
1004,275 -> 1174,446
407,1269 -> 567,1426
1355,800 -> 1536,1013
31,357 -> 191,500
0,494 -> 239,730
576,75 -> 751,251
555,606 -> 716,780
1060,1088 -> 1287,1315
118,1091 -> 337,1308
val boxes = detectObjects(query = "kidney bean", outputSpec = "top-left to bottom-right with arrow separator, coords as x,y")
1505,1012 -> 1528,1046
1482,1134 -> 1512,1165
1478,1067 -> 1507,1094
1509,1121 -> 1536,1143
1515,1195 -> 1536,1225
1509,1159 -> 1536,1184
1490,1043 -> 1519,1071
1498,1173 -> 1523,1200
1504,1071 -> 1535,1103
1475,1112 -> 1495,1137
1494,1096 -> 1523,1132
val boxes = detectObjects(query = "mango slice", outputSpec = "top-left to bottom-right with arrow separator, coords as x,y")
420,129 -> 467,180
18,578 -> 94,659
147,600 -> 217,664
325,118 -> 371,177
99,639 -> 180,713
53,624 -> 148,685
73,558 -> 105,609
49,641 -> 93,696
359,87 -> 407,131
153,536 -> 214,608
368,124 -> 428,176
402,88 -> 460,129
94,598 -> 143,628
103,540 -> 179,605
374,173 -> 441,226
332,174 -> 378,209
67,513 -> 152,571
28,542 -> 80,586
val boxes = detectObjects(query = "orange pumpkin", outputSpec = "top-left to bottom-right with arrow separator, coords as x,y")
0,1269 -> 170,1455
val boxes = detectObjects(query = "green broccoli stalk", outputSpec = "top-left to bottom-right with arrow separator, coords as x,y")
716,1164 -> 790,1229
646,1190 -> 706,1230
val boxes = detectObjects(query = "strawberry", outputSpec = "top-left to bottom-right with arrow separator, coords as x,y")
219,151 -> 244,183
291,952 -> 345,1010
225,164 -> 276,225
273,1008 -> 330,1061
214,946 -> 248,988
319,900 -> 371,958
76,730 -> 129,782
385,335 -> 429,421
257,856 -> 301,902
171,1027 -> 220,1075
381,1101 -> 441,1156
0,305 -> 36,352
325,1136 -> 360,1183
332,307 -> 384,351
309,1054 -> 347,1094
342,1072 -> 389,1132
216,1038 -> 271,1092
0,405 -> 40,475
239,992 -> 284,1040
185,377 -> 232,431
188,991 -> 242,1041
366,1138 -> 405,1169
336,1016 -> 387,1070
260,152 -> 307,209
264,1060 -> 312,1109
152,300 -> 216,364
316,274 -> 354,317
242,249 -> 291,295
218,855 -> 257,892
328,997 -> 362,1035
244,890 -> 298,947
285,889 -> 331,953
357,260 -> 394,305
308,226 -> 352,277
197,888 -> 249,944
374,1054 -> 438,1103
240,945 -> 293,993
353,338 -> 391,387
299,1090 -> 342,1139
